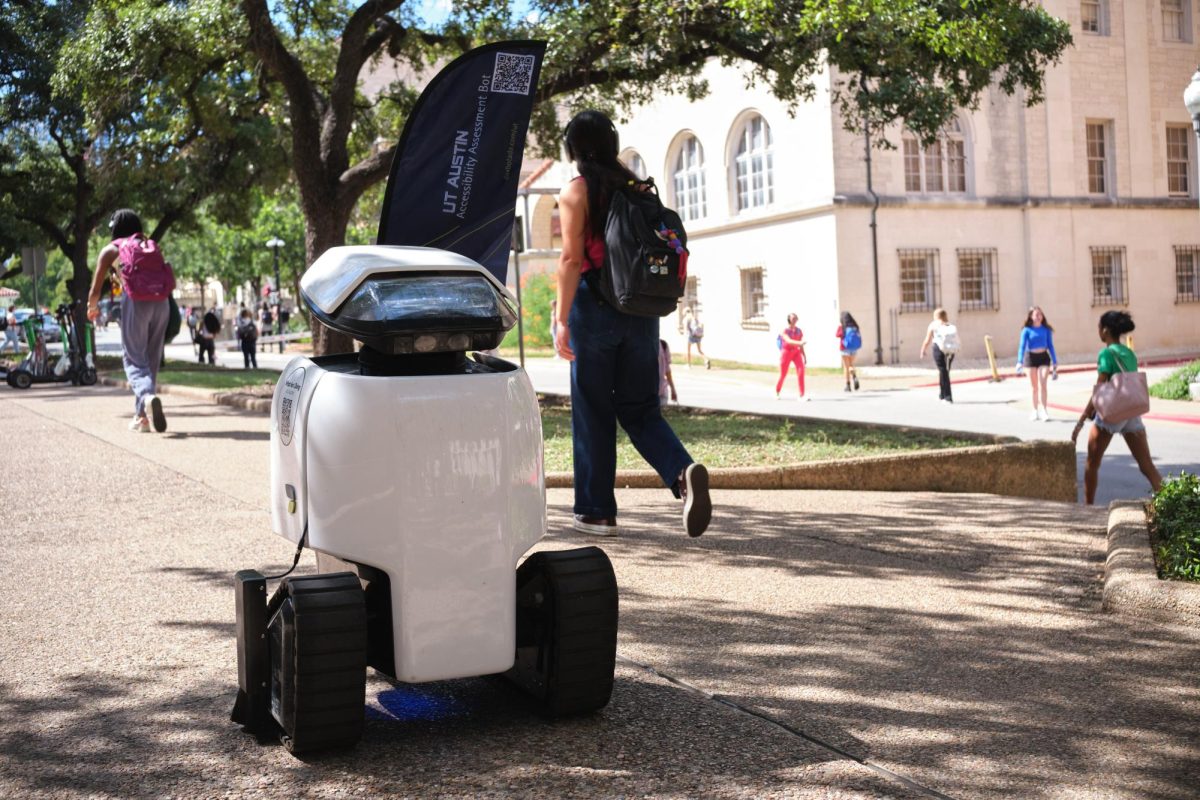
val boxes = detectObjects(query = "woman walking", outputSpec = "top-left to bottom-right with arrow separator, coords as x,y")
86,209 -> 172,433
835,311 -> 862,393
553,110 -> 712,538
1016,306 -> 1058,420
775,313 -> 808,400
1071,311 -> 1162,505
918,308 -> 959,403
683,307 -> 710,369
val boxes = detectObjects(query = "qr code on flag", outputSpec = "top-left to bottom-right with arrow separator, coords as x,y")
490,52 -> 536,95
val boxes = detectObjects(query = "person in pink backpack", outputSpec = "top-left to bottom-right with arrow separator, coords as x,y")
87,209 -> 175,433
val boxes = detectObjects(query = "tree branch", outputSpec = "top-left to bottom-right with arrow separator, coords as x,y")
337,145 -> 395,208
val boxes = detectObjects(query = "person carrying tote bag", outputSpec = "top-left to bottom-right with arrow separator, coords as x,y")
1071,310 -> 1161,505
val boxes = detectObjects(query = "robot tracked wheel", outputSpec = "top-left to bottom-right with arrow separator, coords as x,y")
232,571 -> 368,754
504,546 -> 619,716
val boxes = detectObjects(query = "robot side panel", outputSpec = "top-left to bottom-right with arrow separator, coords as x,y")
303,368 -> 545,682
269,357 -> 327,544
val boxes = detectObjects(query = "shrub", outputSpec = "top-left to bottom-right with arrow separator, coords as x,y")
500,271 -> 556,350
1150,472 -> 1200,582
1148,359 -> 1200,401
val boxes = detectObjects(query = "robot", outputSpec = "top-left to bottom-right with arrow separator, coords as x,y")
232,245 -> 619,754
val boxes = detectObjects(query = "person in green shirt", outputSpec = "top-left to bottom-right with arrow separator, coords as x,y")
1071,310 -> 1162,505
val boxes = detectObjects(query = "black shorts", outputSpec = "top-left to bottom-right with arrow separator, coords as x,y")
1023,351 -> 1052,368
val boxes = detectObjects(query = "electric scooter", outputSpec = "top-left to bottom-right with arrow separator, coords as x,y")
3,301 -> 96,389
231,245 -> 619,755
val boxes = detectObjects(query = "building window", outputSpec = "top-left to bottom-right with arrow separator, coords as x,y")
1167,125 -> 1193,196
1162,0 -> 1190,40
1091,246 -> 1128,305
672,136 -> 707,221
620,149 -> 648,180
733,115 -> 774,212
1086,121 -> 1113,195
1176,246 -> 1200,303
898,249 -> 941,312
677,276 -> 700,332
902,119 -> 968,194
957,248 -> 1000,311
1081,0 -> 1109,33
739,266 -> 768,328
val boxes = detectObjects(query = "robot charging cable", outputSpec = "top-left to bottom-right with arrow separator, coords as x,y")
263,526 -> 308,581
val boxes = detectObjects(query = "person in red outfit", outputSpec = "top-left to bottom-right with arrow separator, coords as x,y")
775,313 -> 808,401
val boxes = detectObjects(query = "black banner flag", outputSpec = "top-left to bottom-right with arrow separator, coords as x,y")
377,40 -> 546,284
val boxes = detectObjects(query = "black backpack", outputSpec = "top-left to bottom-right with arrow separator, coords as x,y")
585,179 -> 687,317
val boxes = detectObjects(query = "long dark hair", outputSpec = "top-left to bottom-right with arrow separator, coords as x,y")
1099,310 -> 1135,337
564,110 -> 638,238
840,311 -> 859,329
1023,305 -> 1053,331
108,209 -> 143,240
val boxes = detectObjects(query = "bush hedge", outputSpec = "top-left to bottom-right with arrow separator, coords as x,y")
1148,359 -> 1200,401
1150,472 -> 1200,582
501,270 -> 555,350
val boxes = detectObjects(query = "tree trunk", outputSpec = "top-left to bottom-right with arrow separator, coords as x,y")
305,201 -> 354,356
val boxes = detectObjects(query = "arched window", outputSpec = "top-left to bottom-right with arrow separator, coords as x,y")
733,115 -> 774,211
620,149 -> 648,180
672,136 -> 707,221
903,119 -> 968,194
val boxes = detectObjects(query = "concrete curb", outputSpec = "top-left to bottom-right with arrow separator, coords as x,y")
1103,500 -> 1200,626
98,375 -> 273,414
548,440 -> 1077,502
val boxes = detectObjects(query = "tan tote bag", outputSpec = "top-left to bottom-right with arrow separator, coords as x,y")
1092,347 -> 1150,424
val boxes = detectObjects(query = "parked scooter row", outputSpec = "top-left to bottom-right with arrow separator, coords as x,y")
1,301 -> 97,389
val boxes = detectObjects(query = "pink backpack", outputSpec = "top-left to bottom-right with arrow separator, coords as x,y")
116,234 -> 175,301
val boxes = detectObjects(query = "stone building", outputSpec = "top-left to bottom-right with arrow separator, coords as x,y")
517,0 -> 1199,367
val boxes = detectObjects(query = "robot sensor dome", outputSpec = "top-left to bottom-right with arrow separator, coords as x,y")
300,246 -> 519,355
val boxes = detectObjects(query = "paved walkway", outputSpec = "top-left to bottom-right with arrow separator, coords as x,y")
1,384 -> 1197,799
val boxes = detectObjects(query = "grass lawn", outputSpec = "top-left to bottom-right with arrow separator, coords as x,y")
98,355 -> 278,391
540,404 -> 984,473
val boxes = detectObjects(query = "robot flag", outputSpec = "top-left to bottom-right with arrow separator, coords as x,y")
377,40 -> 546,284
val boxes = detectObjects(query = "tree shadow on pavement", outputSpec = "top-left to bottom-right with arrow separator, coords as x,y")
538,492 -> 1200,799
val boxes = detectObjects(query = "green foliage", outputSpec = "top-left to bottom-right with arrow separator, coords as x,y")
1151,472 -> 1200,582
1149,360 -> 1200,401
501,270 -> 556,350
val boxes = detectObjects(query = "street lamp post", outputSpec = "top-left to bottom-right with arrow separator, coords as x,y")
1185,67 -> 1200,211
266,237 -> 285,353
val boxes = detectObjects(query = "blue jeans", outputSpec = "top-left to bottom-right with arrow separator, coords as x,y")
569,281 -> 692,518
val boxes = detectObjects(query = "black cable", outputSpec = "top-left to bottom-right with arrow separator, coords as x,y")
263,525 -> 308,581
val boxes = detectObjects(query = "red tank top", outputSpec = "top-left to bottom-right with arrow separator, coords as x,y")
573,176 -> 606,273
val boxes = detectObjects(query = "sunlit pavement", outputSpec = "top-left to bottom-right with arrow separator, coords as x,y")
1,383 -> 1197,798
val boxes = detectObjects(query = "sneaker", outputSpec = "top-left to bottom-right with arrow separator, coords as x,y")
1039,406 -> 1050,421
844,383 -> 851,393
147,394 -> 167,432
705,359 -> 711,370
775,392 -> 781,400
802,395 -> 812,402
128,415 -> 150,433
573,515 -> 619,536
1029,409 -> 1040,421
853,375 -> 860,391
680,463 -> 712,538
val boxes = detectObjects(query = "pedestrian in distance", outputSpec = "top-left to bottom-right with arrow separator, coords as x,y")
919,308 -> 960,403
775,313 -> 809,401
553,109 -> 712,539
1071,310 -> 1162,505
185,306 -> 199,355
1016,305 -> 1058,421
835,311 -> 862,393
86,209 -> 173,433
237,308 -> 259,369
259,303 -> 273,353
195,308 -> 218,365
658,339 -> 678,407
683,306 -> 710,369
1,305 -> 18,354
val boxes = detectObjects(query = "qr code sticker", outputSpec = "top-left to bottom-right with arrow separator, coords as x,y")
491,52 -> 536,95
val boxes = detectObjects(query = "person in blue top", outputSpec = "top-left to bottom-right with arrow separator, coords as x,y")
1015,305 -> 1057,421
1071,310 -> 1161,505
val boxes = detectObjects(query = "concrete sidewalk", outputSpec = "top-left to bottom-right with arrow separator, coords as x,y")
1,385 -> 1198,799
